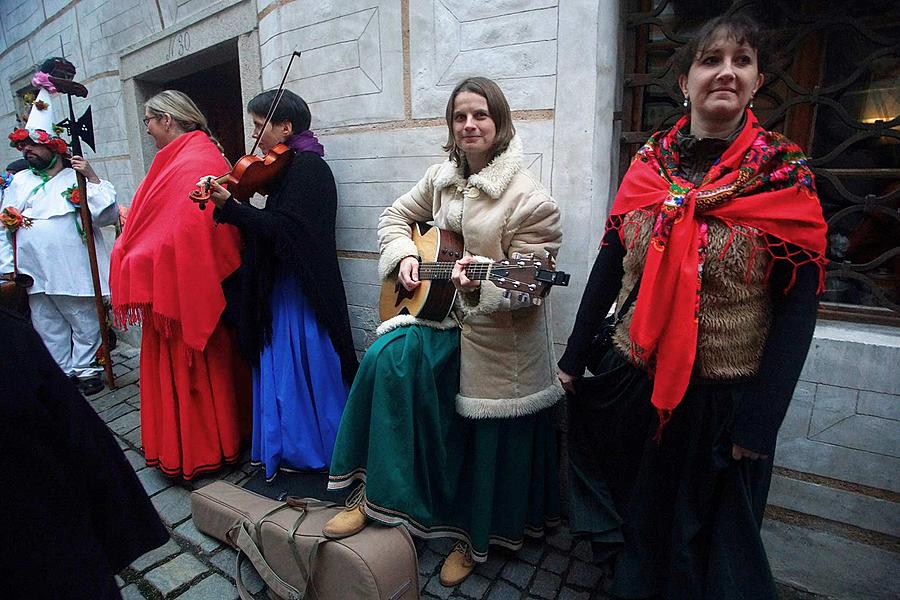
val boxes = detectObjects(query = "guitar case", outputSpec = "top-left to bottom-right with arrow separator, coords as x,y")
191,481 -> 419,600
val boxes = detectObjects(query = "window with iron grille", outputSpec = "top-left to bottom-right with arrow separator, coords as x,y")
620,0 -> 900,324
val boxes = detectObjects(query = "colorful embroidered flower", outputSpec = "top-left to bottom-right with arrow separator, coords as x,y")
33,100 -> 49,111
0,171 -> 12,189
1,207 -> 32,233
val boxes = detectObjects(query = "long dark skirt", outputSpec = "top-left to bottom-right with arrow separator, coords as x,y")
329,325 -> 560,562
568,349 -> 778,600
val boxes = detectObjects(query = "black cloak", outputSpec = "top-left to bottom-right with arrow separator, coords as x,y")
215,150 -> 359,383
0,307 -> 168,599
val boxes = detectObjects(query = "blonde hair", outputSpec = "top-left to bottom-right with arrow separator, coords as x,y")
144,90 -> 225,154
443,77 -> 515,168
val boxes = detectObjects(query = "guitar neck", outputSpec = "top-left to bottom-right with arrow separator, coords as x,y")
417,261 -> 492,281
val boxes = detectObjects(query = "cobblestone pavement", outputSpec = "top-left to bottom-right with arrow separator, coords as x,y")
93,345 -> 815,600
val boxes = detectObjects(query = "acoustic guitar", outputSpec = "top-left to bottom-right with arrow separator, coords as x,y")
379,222 -> 570,322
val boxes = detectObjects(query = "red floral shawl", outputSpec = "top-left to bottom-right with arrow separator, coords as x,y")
609,111 -> 827,431
110,131 -> 241,352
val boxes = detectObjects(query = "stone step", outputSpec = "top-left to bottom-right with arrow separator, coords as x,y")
762,519 -> 900,600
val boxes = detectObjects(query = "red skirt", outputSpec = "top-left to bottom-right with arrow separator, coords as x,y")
140,319 -> 250,480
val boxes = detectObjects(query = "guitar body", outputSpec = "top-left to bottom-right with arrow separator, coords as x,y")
379,223 -> 464,322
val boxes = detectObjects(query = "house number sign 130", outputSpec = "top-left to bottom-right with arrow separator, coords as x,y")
166,31 -> 191,60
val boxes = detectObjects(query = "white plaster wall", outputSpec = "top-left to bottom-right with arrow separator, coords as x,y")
0,0 -> 614,351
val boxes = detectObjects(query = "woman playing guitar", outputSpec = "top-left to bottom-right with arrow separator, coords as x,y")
322,76 -> 564,587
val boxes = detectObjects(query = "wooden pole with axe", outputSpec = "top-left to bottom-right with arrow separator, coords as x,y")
46,60 -> 116,390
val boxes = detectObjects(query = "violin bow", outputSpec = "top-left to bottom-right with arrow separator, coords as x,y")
249,51 -> 302,156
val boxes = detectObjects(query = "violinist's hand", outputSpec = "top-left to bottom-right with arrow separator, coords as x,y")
194,176 -> 231,208
557,369 -> 578,395
731,444 -> 768,461
451,256 -> 481,292
70,155 -> 100,184
397,256 -> 420,291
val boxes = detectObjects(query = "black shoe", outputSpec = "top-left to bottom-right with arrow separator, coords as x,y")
77,376 -> 105,396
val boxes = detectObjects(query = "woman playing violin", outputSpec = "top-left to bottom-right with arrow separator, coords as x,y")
196,89 -> 358,481
110,90 -> 250,480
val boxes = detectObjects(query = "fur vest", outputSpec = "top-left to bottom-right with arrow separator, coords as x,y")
377,136 -> 564,418
613,209 -> 772,379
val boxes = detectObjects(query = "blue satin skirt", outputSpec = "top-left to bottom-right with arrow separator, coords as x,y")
251,273 -> 348,480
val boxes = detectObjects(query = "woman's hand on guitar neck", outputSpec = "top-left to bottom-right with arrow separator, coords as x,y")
451,256 -> 481,292
398,256 -> 421,291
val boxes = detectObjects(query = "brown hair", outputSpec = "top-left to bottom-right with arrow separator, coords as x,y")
442,77 -> 515,168
674,13 -> 767,78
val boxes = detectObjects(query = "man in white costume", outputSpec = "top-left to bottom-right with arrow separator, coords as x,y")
1,72 -> 118,395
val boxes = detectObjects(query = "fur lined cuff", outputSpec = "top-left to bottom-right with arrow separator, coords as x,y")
458,279 -> 507,320
378,236 -> 419,280
456,382 -> 563,419
376,314 -> 458,337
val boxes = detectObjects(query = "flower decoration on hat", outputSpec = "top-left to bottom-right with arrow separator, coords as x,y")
8,68 -> 69,155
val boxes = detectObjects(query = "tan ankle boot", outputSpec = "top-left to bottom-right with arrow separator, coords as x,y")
439,542 -> 475,587
322,485 -> 368,539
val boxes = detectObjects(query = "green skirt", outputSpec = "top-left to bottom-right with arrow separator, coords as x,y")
328,325 -> 560,561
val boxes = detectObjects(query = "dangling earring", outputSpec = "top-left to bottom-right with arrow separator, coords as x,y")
749,96 -> 754,109
683,95 -> 689,109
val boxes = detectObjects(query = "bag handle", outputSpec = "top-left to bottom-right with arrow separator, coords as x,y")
230,522 -> 304,600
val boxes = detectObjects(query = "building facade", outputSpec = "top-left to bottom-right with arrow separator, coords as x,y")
0,0 -> 896,596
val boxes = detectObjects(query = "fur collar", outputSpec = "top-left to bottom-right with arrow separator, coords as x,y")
432,135 -> 523,200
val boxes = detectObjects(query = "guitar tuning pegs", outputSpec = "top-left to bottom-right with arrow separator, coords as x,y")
511,252 -> 522,260
517,293 -> 530,303
502,290 -> 511,299
531,297 -> 543,306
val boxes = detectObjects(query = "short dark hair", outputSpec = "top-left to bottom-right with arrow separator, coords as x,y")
442,77 -> 515,167
674,14 -> 766,78
248,89 -> 312,132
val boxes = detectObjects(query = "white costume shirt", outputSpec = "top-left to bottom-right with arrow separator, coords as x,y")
0,168 -> 117,296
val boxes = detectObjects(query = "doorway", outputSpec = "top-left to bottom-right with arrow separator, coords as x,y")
134,40 -> 245,165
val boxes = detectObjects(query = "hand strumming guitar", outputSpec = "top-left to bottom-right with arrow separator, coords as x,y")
398,256 -> 421,291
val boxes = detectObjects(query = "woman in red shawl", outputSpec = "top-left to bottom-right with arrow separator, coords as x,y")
557,15 -> 826,599
110,90 -> 250,480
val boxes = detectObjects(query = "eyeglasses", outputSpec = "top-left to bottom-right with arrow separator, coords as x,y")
142,115 -> 159,127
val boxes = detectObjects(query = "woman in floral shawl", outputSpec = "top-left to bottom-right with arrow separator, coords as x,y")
557,15 -> 826,600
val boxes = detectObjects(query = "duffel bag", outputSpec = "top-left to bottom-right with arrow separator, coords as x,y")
191,481 -> 419,600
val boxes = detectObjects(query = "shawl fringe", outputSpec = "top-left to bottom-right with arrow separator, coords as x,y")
113,303 -> 203,357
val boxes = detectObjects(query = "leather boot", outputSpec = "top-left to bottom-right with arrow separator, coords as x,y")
439,542 -> 475,587
322,485 -> 368,539
322,504 -> 367,539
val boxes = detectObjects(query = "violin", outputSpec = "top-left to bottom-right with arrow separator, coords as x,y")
190,50 -> 303,209
190,143 -> 292,208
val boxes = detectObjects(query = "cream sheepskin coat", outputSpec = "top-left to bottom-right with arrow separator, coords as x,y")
377,136 -> 564,418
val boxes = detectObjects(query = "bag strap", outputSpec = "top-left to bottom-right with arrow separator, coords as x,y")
230,497 -> 340,600
231,522 -> 304,600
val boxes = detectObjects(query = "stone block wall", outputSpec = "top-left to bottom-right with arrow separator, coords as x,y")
1,1 -> 896,596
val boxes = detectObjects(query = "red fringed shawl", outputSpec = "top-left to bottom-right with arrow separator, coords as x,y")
110,131 -> 242,352
609,110 -> 827,432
